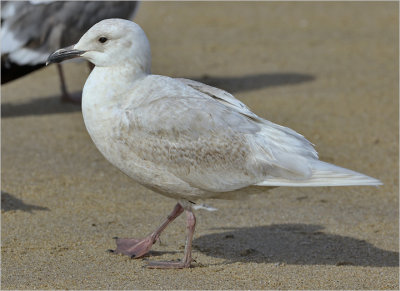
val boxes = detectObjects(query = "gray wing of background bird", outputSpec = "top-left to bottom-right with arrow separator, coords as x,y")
1,1 -> 139,66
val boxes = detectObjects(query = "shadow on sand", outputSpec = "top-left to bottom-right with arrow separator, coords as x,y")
191,72 -> 315,93
2,72 -> 315,118
193,224 -> 398,267
1,191 -> 49,212
1,94 -> 81,118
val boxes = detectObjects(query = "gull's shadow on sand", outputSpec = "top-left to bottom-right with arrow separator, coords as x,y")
191,72 -> 315,93
1,94 -> 81,118
193,224 -> 398,267
1,191 -> 49,212
2,73 -> 314,118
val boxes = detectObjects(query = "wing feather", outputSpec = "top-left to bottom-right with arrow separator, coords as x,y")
119,75 -> 321,192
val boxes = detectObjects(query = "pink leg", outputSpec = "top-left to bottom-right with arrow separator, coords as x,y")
112,203 -> 184,259
147,208 -> 196,269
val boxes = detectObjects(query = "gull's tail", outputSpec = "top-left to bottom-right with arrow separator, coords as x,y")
256,160 -> 382,187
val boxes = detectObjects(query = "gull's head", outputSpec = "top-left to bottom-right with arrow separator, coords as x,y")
47,19 -> 151,72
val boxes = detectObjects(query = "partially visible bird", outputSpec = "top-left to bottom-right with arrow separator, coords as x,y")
1,1 -> 138,103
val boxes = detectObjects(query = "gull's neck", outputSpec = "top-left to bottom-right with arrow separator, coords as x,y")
82,62 -> 149,107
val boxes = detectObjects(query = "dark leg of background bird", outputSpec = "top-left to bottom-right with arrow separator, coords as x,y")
57,62 -> 94,104
57,63 -> 82,104
112,203 -> 185,260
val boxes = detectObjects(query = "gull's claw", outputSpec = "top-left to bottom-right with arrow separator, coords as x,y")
113,236 -> 155,258
108,203 -> 193,268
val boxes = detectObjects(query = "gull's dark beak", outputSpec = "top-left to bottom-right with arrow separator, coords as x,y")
46,45 -> 85,65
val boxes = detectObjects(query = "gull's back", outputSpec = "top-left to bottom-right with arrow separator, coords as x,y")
83,71 -> 381,202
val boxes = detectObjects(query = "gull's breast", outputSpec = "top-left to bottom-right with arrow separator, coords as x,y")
82,98 -> 208,200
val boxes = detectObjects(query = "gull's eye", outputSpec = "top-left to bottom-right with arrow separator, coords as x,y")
98,37 -> 108,44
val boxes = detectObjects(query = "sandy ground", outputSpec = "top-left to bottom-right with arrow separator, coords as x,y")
1,2 -> 399,290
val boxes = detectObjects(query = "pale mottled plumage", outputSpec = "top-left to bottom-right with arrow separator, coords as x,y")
47,19 -> 381,268
77,20 -> 379,200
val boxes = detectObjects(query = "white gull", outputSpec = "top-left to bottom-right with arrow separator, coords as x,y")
47,18 -> 382,268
